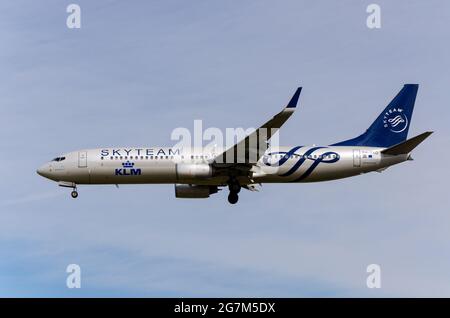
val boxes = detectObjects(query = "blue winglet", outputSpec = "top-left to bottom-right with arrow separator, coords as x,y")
286,87 -> 302,108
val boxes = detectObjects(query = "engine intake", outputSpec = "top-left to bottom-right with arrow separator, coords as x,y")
174,184 -> 218,198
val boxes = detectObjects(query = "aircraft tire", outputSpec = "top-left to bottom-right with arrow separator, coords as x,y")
228,192 -> 238,204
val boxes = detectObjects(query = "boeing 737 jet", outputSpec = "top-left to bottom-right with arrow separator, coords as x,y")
37,84 -> 432,204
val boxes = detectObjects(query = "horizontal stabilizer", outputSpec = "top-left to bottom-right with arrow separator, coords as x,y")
381,131 -> 433,155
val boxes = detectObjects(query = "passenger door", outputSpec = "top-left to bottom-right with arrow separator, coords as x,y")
78,151 -> 87,168
353,149 -> 361,167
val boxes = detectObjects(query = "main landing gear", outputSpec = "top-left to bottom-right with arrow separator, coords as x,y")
227,179 -> 241,204
228,192 -> 239,204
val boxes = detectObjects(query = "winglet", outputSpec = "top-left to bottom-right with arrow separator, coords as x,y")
286,87 -> 302,108
381,131 -> 433,155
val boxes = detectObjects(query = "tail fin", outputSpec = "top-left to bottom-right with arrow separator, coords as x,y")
332,84 -> 418,147
381,131 -> 433,155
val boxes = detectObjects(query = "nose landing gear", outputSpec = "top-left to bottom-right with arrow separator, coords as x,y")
71,190 -> 78,198
58,181 -> 79,199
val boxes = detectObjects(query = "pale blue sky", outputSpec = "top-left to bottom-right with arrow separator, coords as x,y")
0,0 -> 449,296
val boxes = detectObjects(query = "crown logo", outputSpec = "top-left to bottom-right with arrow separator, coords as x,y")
122,161 -> 135,168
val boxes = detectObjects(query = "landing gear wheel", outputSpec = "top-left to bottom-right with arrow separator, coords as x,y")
71,190 -> 78,198
228,192 -> 239,204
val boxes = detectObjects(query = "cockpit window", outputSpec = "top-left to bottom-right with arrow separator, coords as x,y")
52,157 -> 66,162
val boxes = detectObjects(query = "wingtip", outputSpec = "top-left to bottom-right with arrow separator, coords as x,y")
286,87 -> 302,108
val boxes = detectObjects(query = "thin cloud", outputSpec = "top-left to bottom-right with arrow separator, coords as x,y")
0,191 -> 64,207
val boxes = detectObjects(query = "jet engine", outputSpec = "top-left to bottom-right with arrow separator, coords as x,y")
175,163 -> 213,179
174,184 -> 219,198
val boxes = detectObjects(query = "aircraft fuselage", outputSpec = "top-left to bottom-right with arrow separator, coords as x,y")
37,146 -> 407,186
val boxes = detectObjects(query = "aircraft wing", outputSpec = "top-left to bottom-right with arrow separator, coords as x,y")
213,87 -> 302,166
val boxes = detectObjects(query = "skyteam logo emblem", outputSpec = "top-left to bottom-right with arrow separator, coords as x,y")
115,161 -> 142,176
383,108 -> 408,133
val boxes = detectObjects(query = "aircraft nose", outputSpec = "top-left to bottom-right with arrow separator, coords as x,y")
36,164 -> 50,178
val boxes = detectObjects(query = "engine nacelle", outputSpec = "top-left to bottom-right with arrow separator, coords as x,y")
174,184 -> 218,198
176,163 -> 213,179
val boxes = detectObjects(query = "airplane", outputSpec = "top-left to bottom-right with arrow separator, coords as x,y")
37,84 -> 432,204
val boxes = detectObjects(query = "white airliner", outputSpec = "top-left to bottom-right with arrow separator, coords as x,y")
37,84 -> 432,204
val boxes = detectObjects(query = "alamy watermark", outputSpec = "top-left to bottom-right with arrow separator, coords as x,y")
66,4 -> 81,29
66,264 -> 81,289
170,120 -> 281,164
366,264 -> 381,289
366,4 -> 381,29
